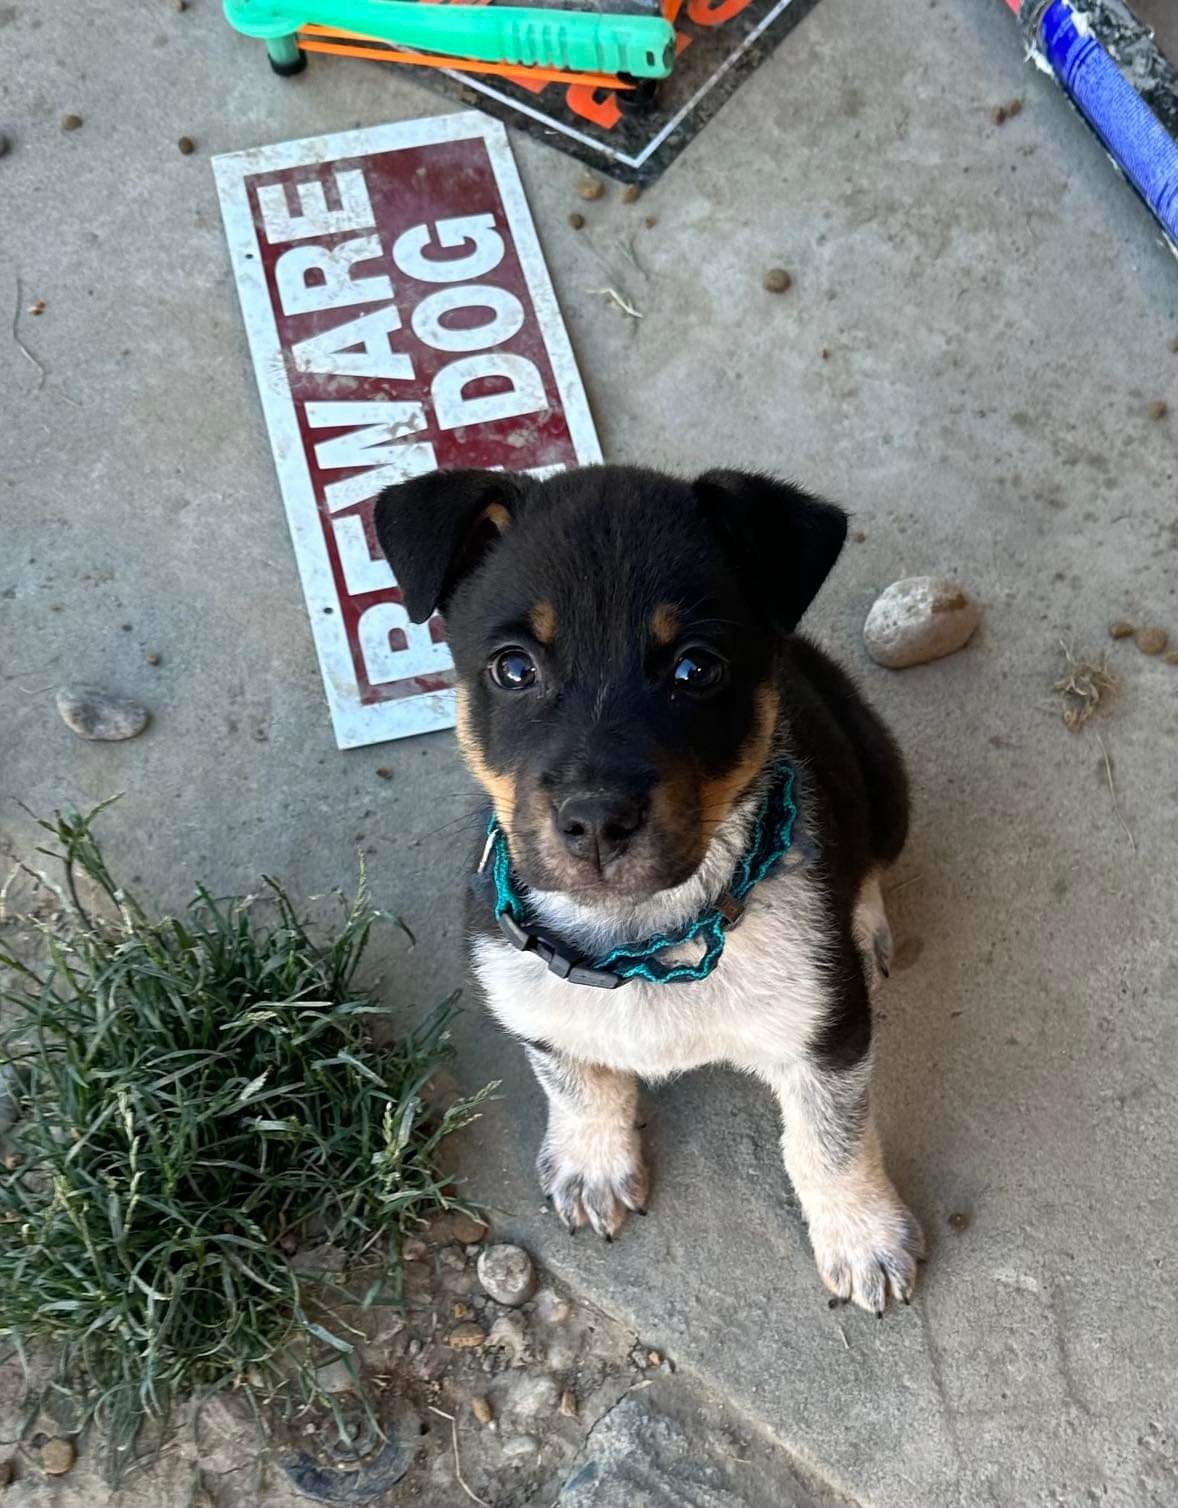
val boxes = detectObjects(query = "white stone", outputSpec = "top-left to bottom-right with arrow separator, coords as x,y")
56,685 -> 149,740
862,577 -> 981,669
477,1243 -> 535,1306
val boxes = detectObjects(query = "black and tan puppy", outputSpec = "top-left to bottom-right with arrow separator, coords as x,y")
374,465 -> 923,1314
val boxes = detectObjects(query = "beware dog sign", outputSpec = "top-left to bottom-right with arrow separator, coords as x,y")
214,114 -> 601,749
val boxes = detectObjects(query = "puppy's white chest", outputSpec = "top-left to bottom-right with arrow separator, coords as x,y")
471,868 -> 829,1078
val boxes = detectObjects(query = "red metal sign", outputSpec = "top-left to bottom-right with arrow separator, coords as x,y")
214,115 -> 601,747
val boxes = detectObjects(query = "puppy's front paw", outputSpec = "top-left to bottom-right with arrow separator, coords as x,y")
537,1116 -> 649,1240
808,1189 -> 924,1315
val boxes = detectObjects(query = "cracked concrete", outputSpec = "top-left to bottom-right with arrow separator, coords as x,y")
2,0 -> 1178,1504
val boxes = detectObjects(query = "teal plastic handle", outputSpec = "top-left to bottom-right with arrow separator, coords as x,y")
224,0 -> 676,78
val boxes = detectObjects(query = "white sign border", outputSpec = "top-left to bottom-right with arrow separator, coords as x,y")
212,112 -> 602,750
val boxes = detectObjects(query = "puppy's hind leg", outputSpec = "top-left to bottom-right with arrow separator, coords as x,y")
525,1044 -> 649,1240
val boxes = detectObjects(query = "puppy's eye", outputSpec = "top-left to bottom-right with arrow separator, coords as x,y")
672,648 -> 728,695
490,648 -> 538,690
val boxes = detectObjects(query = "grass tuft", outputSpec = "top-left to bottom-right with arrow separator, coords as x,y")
0,802 -> 493,1481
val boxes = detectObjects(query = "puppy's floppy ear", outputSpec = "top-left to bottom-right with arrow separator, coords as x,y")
373,470 -> 525,623
694,469 -> 848,633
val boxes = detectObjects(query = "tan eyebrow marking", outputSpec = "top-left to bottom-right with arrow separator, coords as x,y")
479,502 -> 512,535
530,600 -> 558,645
650,603 -> 681,647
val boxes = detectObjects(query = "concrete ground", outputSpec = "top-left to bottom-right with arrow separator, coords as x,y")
2,0 -> 1178,1504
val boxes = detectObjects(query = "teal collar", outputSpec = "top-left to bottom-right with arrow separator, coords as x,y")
477,763 -> 798,989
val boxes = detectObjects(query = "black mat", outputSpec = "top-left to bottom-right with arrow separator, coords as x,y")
418,0 -> 823,183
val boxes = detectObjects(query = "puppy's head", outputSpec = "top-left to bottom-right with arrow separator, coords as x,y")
375,466 -> 845,902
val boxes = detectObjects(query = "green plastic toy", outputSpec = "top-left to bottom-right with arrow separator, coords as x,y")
223,0 -> 675,80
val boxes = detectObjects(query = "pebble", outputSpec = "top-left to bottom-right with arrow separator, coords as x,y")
1147,400 -> 1168,421
947,1212 -> 970,1234
178,136 -> 196,155
61,114 -> 83,132
146,651 -> 162,666
992,104 -> 1008,125
41,1439 -> 75,1476
1135,626 -> 1168,656
576,175 -> 605,201
533,1288 -> 571,1325
851,529 -> 867,543
1170,336 -> 1178,354
762,267 -> 792,293
447,1322 -> 486,1349
568,212 -> 585,230
486,1313 -> 528,1363
29,299 -> 45,315
471,1396 -> 494,1425
507,1374 -> 559,1419
646,1350 -> 662,1368
1108,620 -> 1135,640
644,215 -> 657,228
314,1359 -> 355,1394
621,184 -> 641,204
1165,651 -> 1178,667
56,686 -> 150,741
453,1301 -> 473,1320
500,1434 -> 539,1463
863,577 -> 981,669
477,1244 -> 535,1307
450,1212 -> 488,1244
376,766 -> 394,780
402,1236 -> 427,1261
176,0 -> 189,10
559,1389 -> 578,1419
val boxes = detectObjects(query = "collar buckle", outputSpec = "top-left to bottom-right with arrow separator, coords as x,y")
497,911 -> 624,990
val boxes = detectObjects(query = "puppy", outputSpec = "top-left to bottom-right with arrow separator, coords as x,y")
374,465 -> 923,1314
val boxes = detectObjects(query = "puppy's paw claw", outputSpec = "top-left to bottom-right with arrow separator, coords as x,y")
810,1197 -> 924,1315
538,1130 -> 649,1240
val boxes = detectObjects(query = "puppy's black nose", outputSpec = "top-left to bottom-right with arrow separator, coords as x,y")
556,792 -> 646,867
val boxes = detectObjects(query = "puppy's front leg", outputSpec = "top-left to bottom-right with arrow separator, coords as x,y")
525,1044 -> 648,1239
768,1058 -> 924,1314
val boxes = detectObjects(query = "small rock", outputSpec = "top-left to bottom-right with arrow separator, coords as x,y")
851,529 -> 867,543
1165,650 -> 1178,666
451,1212 -> 488,1244
762,267 -> 792,294
29,298 -> 44,316
146,651 -> 162,666
177,136 -> 196,155
448,1322 -> 486,1350
176,0 -> 188,10
863,577 -> 981,669
1135,626 -> 1168,656
507,1373 -> 559,1419
0,1459 -> 13,1487
1005,98 -> 1022,118
453,1301 -> 473,1320
402,1236 -> 427,1261
992,104 -> 1008,125
500,1434 -> 539,1463
486,1313 -> 529,1363
471,1396 -> 494,1425
477,1244 -> 535,1307
644,215 -> 657,228
947,1212 -> 970,1234
56,686 -> 150,741
576,175 -> 605,201
646,1350 -> 662,1368
1169,336 -> 1178,354
1148,400 -> 1168,421
533,1288 -> 571,1325
1108,620 -> 1136,640
559,1389 -> 578,1419
41,1439 -> 75,1476
621,184 -> 641,204
376,766 -> 394,780
315,1359 -> 355,1394
568,212 -> 585,230
61,114 -> 83,132
403,1260 -> 432,1305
